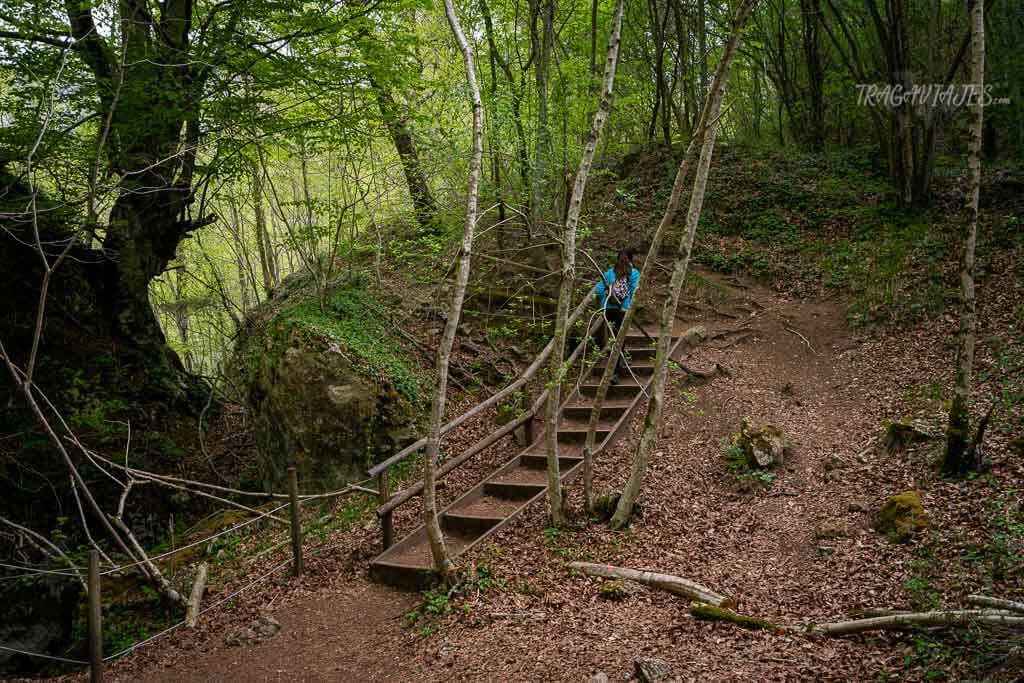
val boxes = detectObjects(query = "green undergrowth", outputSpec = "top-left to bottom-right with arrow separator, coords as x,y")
723,442 -> 776,491
406,564 -> 508,637
598,144 -> 1024,329
276,281 -> 427,402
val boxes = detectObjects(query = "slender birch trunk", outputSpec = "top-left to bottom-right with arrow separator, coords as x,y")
610,0 -> 759,529
582,0 -> 757,512
544,0 -> 625,527
943,0 -> 984,476
251,158 -> 278,296
423,0 -> 484,576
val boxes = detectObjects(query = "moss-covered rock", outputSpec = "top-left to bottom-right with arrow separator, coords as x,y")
881,418 -> 935,453
228,272 -> 430,492
731,420 -> 791,468
599,579 -> 629,601
877,490 -> 928,543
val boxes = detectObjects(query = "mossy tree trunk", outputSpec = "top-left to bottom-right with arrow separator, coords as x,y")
423,0 -> 484,576
610,0 -> 759,529
943,0 -> 984,477
543,0 -> 625,527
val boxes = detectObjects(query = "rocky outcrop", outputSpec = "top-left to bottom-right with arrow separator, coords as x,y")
229,274 -> 429,492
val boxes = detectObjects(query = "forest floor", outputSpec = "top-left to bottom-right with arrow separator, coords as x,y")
91,259 -> 1023,682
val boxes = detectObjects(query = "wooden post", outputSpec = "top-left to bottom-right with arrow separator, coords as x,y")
168,513 -> 176,580
287,467 -> 303,577
87,549 -> 103,683
524,415 -> 535,445
377,470 -> 393,550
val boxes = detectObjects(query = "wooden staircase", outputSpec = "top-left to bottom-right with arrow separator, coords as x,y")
369,329 -> 678,589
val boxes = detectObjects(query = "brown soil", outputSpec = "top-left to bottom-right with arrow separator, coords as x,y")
98,267 -> 1023,683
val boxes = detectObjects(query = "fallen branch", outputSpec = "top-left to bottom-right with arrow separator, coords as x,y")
567,561 -> 732,607
813,609 -> 1024,636
186,562 -> 209,627
966,595 -> 1024,614
690,604 -> 774,630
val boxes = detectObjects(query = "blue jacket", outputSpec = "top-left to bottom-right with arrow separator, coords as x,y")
595,267 -> 640,311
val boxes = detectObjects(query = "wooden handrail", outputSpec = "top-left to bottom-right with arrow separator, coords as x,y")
376,316 -> 602,517
367,287 -> 597,478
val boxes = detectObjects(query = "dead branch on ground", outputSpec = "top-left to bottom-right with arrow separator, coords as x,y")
568,561 -> 732,607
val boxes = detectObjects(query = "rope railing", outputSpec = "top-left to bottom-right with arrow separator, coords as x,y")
373,314 -> 605,523
367,287 -> 597,479
0,466 -> 380,680
0,557 -> 296,669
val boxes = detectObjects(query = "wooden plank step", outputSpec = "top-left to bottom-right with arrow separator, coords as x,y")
524,442 -> 585,456
488,466 -> 548,487
483,479 -> 545,499
561,404 -> 631,422
369,526 -> 479,588
442,512 -> 503,535
519,453 -> 583,469
449,493 -> 523,518
579,380 -> 643,400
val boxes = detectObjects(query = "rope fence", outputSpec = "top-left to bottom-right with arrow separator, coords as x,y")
0,467 -> 376,680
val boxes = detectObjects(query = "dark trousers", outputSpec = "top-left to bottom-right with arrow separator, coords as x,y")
598,307 -> 625,374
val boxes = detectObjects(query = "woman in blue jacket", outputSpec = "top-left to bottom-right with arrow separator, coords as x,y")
594,249 -> 639,383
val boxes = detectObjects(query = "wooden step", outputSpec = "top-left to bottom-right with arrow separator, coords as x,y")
579,380 -> 642,400
519,453 -> 583,469
369,526 -> 479,588
483,479 -> 545,499
556,424 -> 613,444
442,511 -> 503,535
561,401 -> 632,422
449,493 -> 523,518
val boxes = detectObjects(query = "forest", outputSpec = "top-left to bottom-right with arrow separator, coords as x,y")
0,0 -> 1022,679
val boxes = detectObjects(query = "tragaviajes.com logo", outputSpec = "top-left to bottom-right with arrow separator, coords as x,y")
856,84 -> 1010,110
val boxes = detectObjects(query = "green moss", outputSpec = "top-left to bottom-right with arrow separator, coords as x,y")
877,490 -> 928,543
599,579 -> 629,601
273,284 -> 426,403
690,604 -> 775,630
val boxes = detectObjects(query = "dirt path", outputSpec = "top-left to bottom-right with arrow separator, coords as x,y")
109,269 -> 1013,682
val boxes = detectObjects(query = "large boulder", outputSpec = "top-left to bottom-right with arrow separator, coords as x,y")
229,273 -> 429,492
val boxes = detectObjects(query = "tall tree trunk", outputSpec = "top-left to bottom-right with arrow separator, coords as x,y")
529,0 -> 556,259
423,0 -> 485,575
251,156 -> 278,296
698,0 -> 708,94
479,0 -> 531,202
544,0 -> 625,527
77,0 -> 211,406
943,0 -> 984,476
372,80 -> 438,233
610,0 -> 759,528
800,0 -> 825,150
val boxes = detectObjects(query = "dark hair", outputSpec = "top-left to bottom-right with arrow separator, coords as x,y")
614,249 -> 631,279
